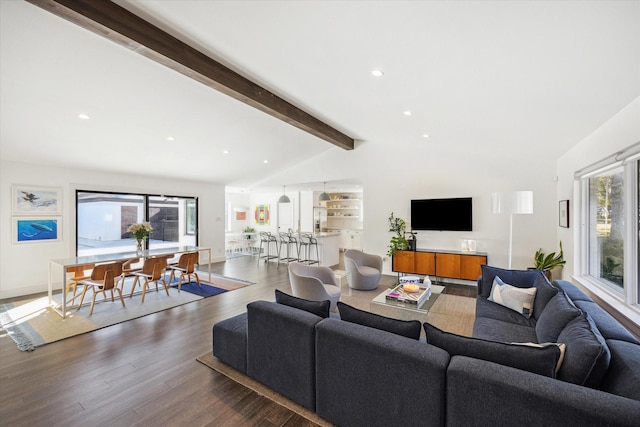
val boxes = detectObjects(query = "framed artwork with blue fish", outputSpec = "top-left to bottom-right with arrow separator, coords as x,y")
12,185 -> 62,215
13,217 -> 61,243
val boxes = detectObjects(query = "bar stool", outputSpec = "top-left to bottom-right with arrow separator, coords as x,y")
278,232 -> 299,263
299,233 -> 320,265
258,231 -> 279,263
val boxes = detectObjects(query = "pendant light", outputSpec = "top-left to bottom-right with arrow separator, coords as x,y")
278,186 -> 291,203
318,182 -> 330,201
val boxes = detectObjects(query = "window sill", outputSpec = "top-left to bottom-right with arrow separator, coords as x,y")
572,275 -> 640,335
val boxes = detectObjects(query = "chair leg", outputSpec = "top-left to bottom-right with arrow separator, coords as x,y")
77,286 -> 90,310
115,288 -> 126,308
130,276 -> 140,298
89,290 -> 99,315
141,280 -> 149,303
161,279 -> 169,296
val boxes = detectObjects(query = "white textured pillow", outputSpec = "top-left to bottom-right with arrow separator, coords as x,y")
488,276 -> 537,318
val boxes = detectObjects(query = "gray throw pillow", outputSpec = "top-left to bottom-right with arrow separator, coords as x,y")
535,292 -> 581,343
338,302 -> 421,340
556,313 -> 610,388
532,275 -> 558,320
275,289 -> 330,318
424,323 -> 563,378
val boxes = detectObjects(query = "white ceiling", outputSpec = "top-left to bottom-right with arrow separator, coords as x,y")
1,1 -> 639,194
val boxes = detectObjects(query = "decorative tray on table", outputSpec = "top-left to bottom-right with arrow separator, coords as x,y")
385,284 -> 432,306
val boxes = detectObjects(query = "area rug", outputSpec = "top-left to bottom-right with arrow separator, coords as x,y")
196,291 -> 476,426
0,274 -> 251,351
169,281 -> 227,297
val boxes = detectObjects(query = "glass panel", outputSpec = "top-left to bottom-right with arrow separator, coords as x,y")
148,196 -> 197,250
588,167 -> 624,290
77,192 -> 145,256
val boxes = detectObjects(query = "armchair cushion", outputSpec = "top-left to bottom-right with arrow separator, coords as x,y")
275,289 -> 330,318
337,302 -> 421,340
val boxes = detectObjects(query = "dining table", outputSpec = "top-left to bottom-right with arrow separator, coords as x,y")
48,245 -> 211,318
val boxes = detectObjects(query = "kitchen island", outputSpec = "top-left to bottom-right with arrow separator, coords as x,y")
311,231 -> 341,267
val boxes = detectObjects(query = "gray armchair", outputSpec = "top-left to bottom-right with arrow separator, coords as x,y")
288,262 -> 341,312
344,249 -> 383,290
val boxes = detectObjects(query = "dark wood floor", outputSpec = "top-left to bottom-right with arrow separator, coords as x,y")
0,255 -> 475,426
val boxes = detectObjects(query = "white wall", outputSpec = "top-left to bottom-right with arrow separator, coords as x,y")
259,137 -> 559,275
0,160 -> 226,298
556,96 -> 640,279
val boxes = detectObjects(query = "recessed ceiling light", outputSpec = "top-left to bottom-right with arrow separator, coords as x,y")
263,160 -> 269,164
78,113 -> 90,120
404,111 -> 412,116
167,136 -> 175,141
371,69 -> 384,77
223,150 -> 229,154
422,134 -> 430,139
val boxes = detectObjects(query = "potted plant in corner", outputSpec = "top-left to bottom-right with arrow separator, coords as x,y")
533,241 -> 566,279
387,212 -> 410,257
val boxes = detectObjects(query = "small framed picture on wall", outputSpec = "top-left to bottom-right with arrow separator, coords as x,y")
559,200 -> 569,228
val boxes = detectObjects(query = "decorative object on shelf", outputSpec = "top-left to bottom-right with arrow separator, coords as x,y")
243,226 -> 256,239
461,239 -> 477,252
559,200 -> 569,228
319,182 -> 330,201
387,212 -> 410,257
278,186 -> 291,203
12,185 -> 62,215
128,222 -> 152,252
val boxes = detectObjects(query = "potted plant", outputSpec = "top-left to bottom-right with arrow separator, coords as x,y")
387,212 -> 410,257
533,241 -> 565,279
243,226 -> 256,239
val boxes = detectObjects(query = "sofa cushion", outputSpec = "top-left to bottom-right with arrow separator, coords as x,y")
337,302 -> 421,340
556,312 -> 610,388
552,279 -> 592,302
212,312 -> 248,374
488,277 -> 537,318
531,275 -> 559,320
479,265 -> 545,298
573,300 -> 640,344
473,317 -> 538,343
275,289 -> 330,318
475,298 -> 537,327
535,292 -> 581,343
425,323 -> 562,377
600,339 -> 640,401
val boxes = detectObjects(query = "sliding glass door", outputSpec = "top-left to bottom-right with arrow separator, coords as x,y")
76,191 -> 198,257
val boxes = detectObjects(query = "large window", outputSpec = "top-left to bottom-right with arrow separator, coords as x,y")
579,144 -> 640,313
76,191 -> 198,256
587,167 -> 624,291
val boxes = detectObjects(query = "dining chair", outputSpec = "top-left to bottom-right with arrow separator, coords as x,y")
76,262 -> 125,315
166,252 -> 201,292
130,257 -> 169,302
65,263 -> 95,307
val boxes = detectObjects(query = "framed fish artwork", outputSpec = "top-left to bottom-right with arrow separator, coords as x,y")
13,217 -> 61,243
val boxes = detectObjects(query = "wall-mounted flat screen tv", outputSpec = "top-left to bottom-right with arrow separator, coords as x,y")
411,197 -> 473,231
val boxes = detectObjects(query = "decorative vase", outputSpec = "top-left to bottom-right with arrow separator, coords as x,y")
136,240 -> 143,253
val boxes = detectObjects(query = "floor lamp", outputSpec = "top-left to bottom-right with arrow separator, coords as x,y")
509,191 -> 534,269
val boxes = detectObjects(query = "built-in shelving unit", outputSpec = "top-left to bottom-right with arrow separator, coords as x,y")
323,192 -> 363,248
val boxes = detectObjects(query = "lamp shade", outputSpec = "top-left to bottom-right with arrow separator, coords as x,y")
278,186 -> 291,203
513,191 -> 534,214
319,182 -> 330,201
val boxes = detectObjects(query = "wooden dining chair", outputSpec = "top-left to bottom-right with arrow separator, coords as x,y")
166,252 -> 201,292
130,257 -> 169,302
76,262 -> 125,315
65,263 -> 95,307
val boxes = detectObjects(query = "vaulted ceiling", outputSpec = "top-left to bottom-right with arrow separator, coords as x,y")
1,1 -> 639,192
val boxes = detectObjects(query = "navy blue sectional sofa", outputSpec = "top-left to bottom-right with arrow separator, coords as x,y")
212,268 -> 640,427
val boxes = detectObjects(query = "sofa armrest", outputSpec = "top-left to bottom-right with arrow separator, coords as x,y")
316,318 -> 449,427
447,356 -> 640,427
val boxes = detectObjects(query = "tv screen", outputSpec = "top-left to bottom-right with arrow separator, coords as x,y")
411,197 -> 473,231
